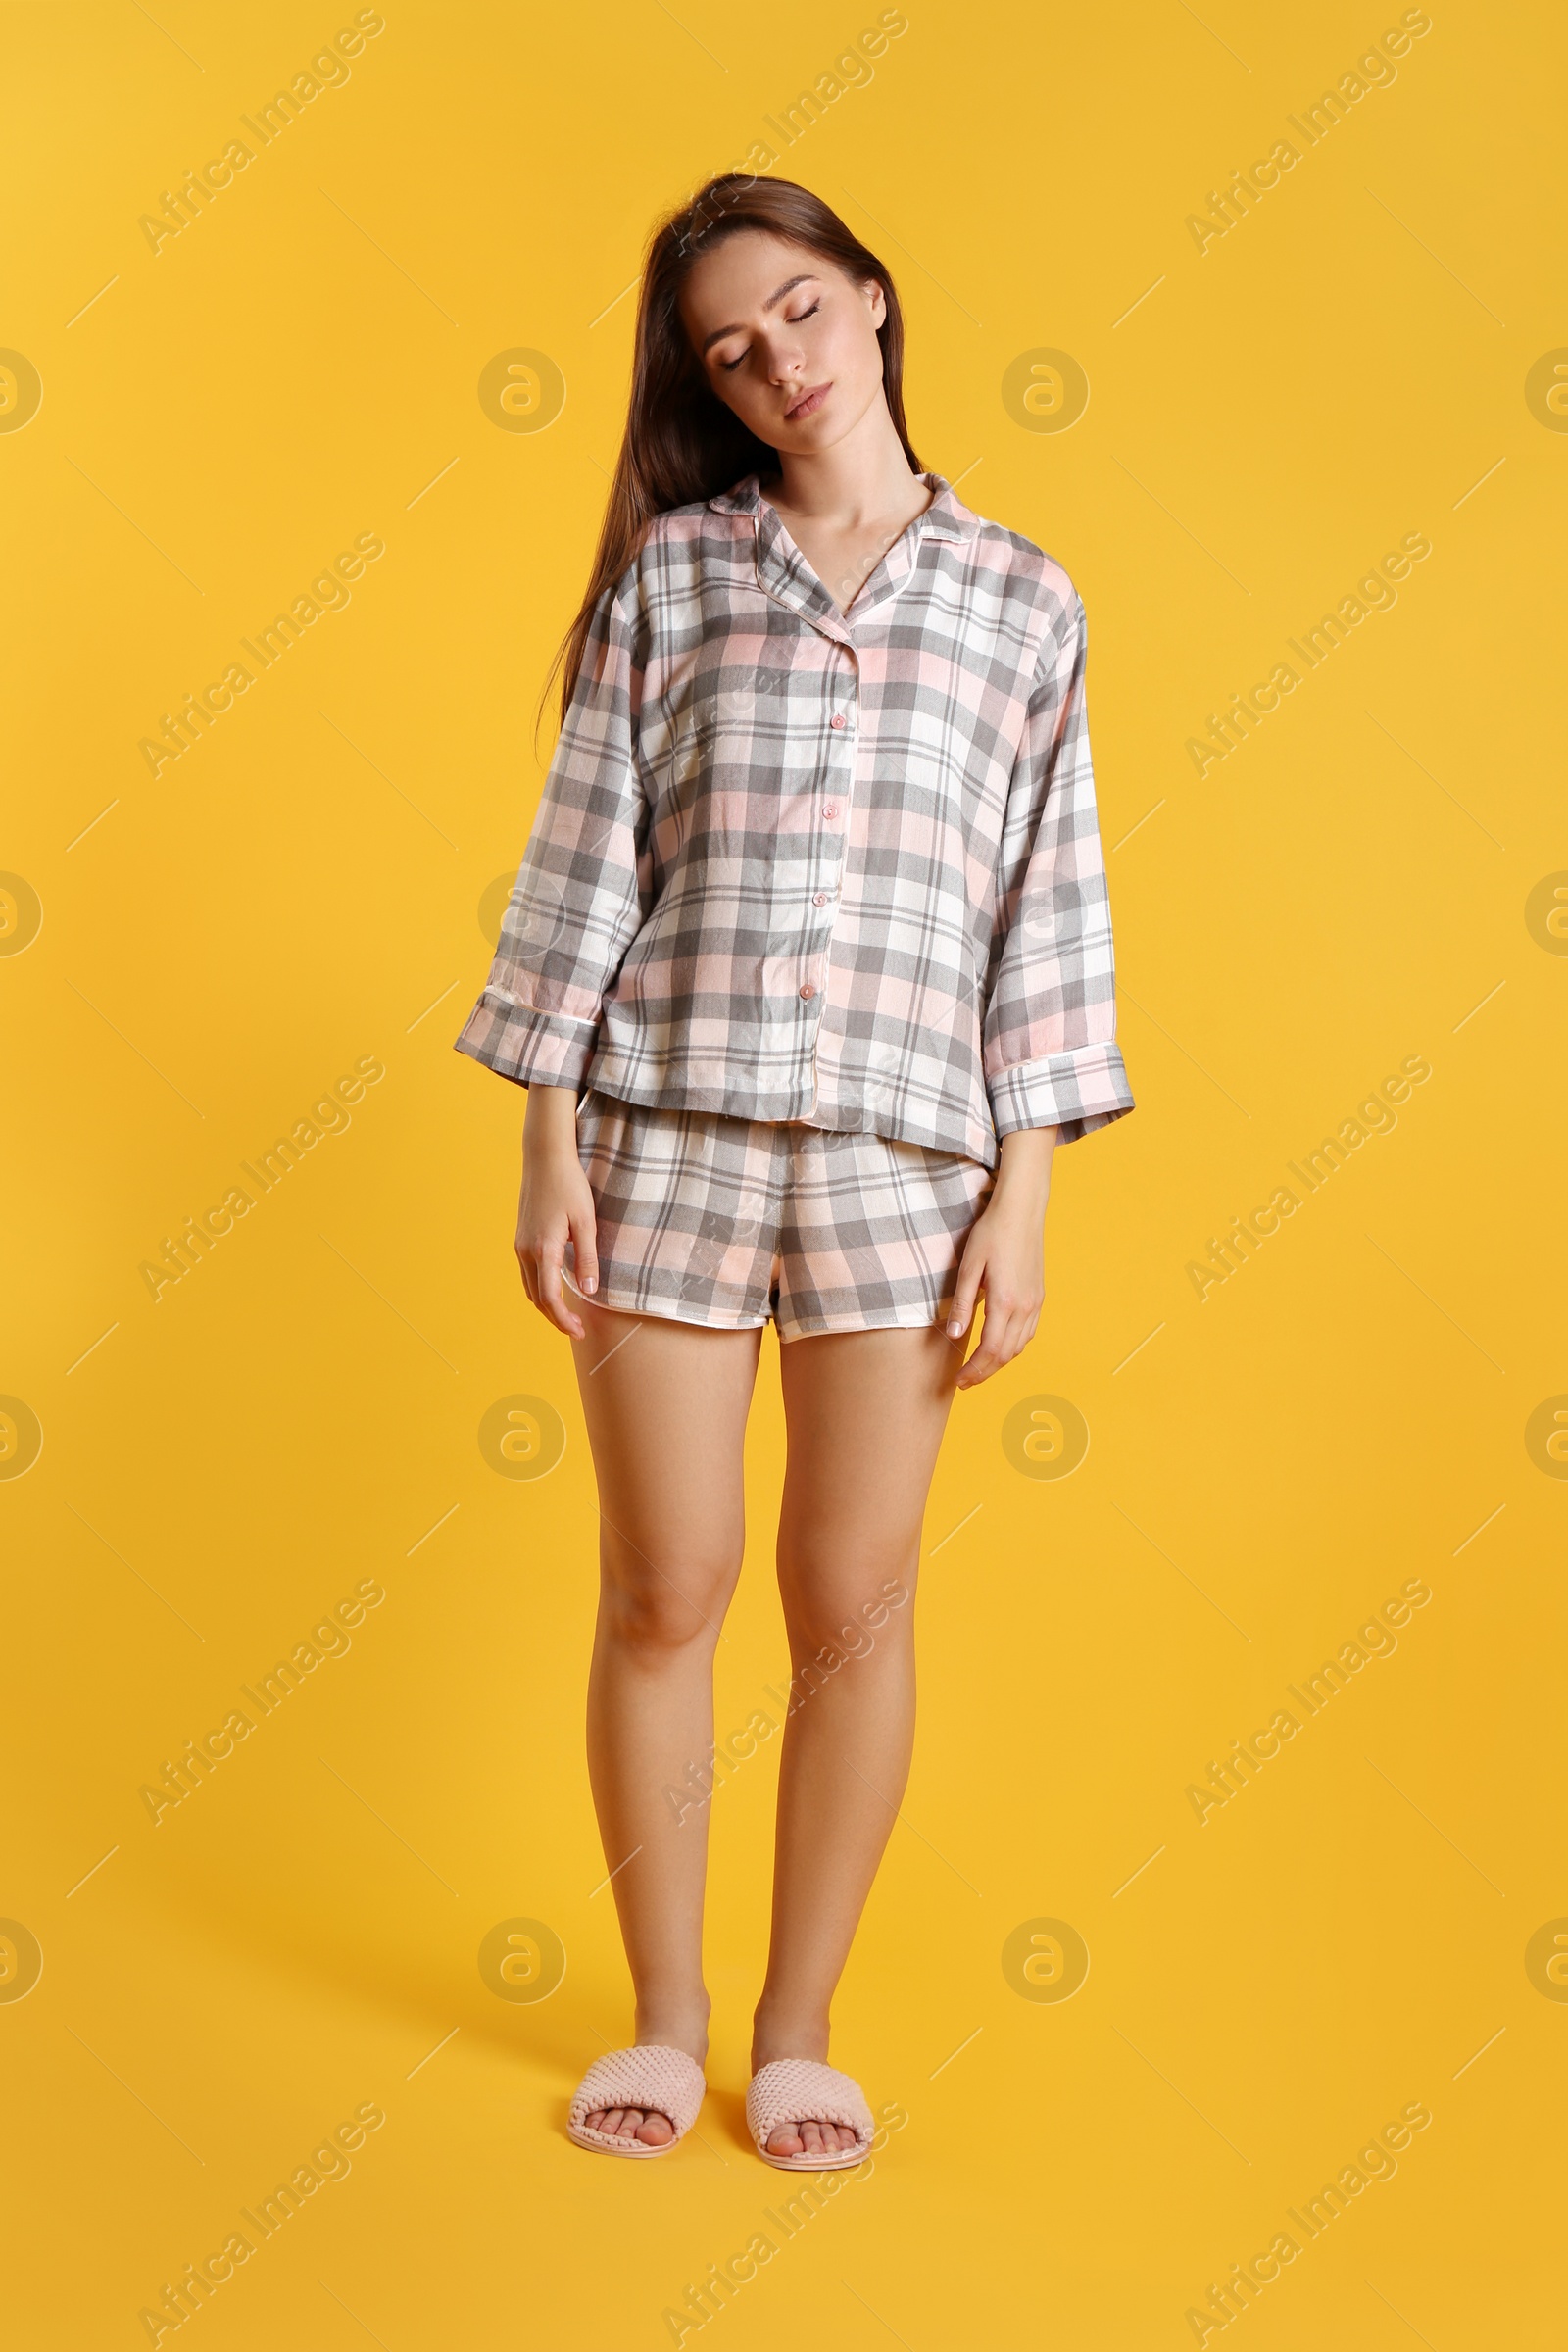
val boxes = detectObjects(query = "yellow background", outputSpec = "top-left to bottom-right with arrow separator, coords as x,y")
5,0 -> 1565,2341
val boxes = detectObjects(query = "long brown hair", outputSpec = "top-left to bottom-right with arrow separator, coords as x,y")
545,174 -> 921,727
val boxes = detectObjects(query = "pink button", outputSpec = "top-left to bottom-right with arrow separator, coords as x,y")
830,713 -> 846,729
812,892 -> 829,906
799,983 -> 815,1001
823,803 -> 840,820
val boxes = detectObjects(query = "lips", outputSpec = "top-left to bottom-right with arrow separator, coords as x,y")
785,382 -> 831,421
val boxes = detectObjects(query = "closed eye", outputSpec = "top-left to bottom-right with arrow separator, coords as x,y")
718,301 -> 822,372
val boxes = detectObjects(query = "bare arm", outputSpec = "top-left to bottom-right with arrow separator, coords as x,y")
515,1084 -> 600,1341
947,1126 -> 1059,1390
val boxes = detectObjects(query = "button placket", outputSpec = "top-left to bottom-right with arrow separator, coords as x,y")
816,662 -> 853,915
801,660 -> 857,1097
783,634 -> 858,1123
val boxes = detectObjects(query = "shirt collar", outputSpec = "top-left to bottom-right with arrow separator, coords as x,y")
708,470 -> 978,542
709,470 -> 976,638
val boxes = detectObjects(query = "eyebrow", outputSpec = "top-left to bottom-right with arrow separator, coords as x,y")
701,273 -> 819,354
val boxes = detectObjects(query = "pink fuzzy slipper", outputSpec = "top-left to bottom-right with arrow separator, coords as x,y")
746,2059 -> 873,2171
566,2044 -> 707,2158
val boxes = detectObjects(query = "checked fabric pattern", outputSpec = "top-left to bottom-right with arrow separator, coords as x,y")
457,472 -> 1134,1170
565,1089 -> 995,1341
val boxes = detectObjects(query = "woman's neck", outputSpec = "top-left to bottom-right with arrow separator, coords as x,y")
763,394 -> 928,530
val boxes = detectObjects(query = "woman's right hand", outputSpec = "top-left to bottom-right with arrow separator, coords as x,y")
514,1084 -> 599,1340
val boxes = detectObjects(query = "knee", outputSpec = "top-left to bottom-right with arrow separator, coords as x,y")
775,1533 -> 915,1659
600,1542 -> 739,1655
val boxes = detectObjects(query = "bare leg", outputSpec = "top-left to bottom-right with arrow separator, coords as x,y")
569,1298 -> 762,2146
753,1322 -> 960,2158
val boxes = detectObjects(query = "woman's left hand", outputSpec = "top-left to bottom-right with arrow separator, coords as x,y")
946,1128 -> 1058,1389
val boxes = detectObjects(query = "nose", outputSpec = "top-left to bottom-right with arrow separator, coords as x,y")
762,327 -> 808,387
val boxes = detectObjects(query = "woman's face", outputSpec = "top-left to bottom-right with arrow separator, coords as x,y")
678,229 -> 888,456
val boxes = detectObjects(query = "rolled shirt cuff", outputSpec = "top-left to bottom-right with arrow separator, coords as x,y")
987,1039 -> 1135,1146
454,987 -> 599,1090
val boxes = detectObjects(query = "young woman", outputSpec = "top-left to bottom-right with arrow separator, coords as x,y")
456,174 -> 1133,2168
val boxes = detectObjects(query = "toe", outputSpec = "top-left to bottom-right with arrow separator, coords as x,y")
583,2101 -> 677,2146
766,2122 -> 805,2157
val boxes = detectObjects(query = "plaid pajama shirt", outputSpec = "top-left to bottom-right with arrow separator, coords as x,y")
456,471 -> 1133,1171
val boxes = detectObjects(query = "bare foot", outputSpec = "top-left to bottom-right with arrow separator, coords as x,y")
582,2102 -> 675,2149
752,2028 -> 861,2161
764,2116 -> 859,2161
584,2025 -> 707,2148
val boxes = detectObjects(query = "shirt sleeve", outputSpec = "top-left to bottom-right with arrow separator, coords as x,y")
981,590 -> 1135,1146
454,564 -> 651,1090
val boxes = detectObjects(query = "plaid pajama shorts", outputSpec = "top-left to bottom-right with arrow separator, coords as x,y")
565,1092 -> 995,1341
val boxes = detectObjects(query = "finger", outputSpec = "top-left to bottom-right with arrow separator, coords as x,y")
977,1301 -> 1036,1376
957,1335 -> 1009,1388
968,1291 -> 1044,1386
946,1235 -> 987,1342
516,1248 -> 542,1310
957,1302 -> 1021,1389
536,1241 -> 585,1339
570,1200 -> 601,1299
